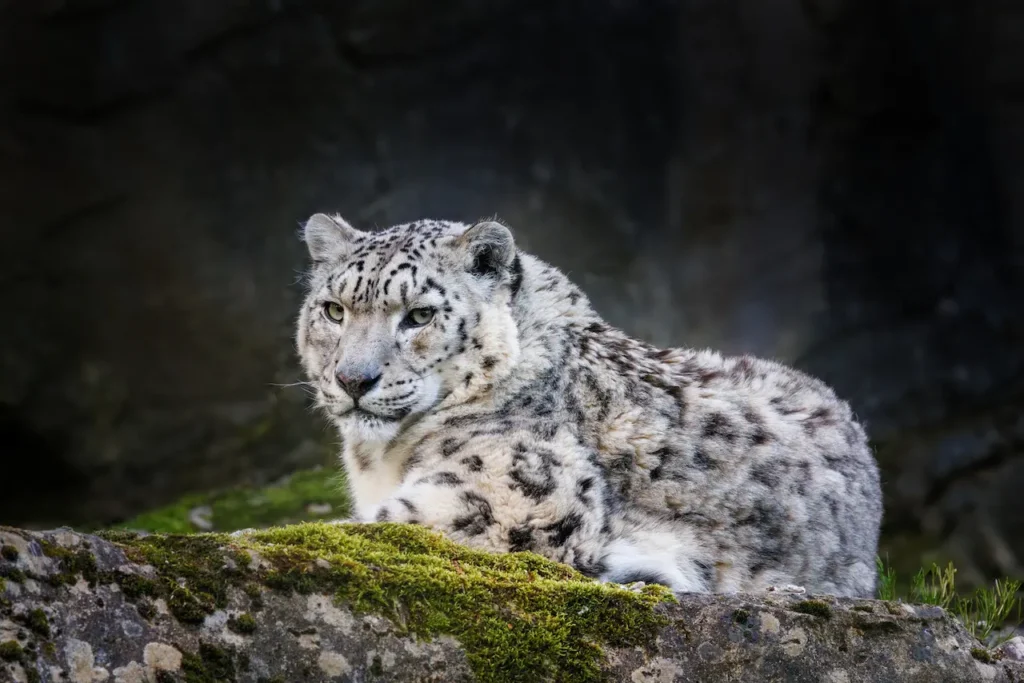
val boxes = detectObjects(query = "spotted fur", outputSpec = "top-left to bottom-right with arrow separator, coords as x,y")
295,213 -> 883,596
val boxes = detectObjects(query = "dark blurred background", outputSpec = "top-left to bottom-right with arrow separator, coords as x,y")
0,0 -> 1021,587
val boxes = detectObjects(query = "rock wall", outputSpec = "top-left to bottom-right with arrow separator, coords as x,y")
1,523 -> 1021,683
0,1 -> 1022,586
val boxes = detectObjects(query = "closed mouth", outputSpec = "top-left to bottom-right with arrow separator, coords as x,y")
327,400 -> 413,422
346,407 -> 402,422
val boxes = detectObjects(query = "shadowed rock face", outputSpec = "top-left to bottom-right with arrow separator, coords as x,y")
1,523 -> 1021,683
0,0 -> 1022,589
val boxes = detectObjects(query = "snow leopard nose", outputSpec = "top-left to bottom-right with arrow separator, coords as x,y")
335,369 -> 381,400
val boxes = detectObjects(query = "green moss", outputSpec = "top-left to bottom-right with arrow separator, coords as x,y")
882,601 -> 904,616
38,543 -> 99,587
1,545 -> 19,562
23,609 -> 50,637
229,549 -> 252,570
0,640 -> 23,661
118,573 -> 159,600
182,642 -> 237,683
242,583 -> 264,611
792,600 -> 832,619
732,608 -> 749,625
117,467 -> 351,534
168,585 -> 216,624
227,613 -> 257,635
98,530 -> 143,544
135,600 -> 157,621
102,522 -> 673,683
26,668 -> 41,683
971,647 -> 996,663
98,532 -> 237,624
0,565 -> 25,583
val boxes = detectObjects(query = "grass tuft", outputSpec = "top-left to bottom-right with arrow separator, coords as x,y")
876,555 -> 1022,646
875,555 -> 897,601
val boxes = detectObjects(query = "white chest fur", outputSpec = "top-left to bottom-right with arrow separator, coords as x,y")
341,441 -> 406,520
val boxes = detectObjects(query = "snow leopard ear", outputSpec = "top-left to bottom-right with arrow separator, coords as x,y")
456,220 -> 516,279
302,213 -> 364,263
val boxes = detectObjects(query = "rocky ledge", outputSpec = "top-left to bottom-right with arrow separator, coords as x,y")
0,523 -> 1021,683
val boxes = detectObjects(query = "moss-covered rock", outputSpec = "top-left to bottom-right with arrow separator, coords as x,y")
227,612 -> 257,635
791,599 -> 833,619
1,522 -> 1021,682
103,522 -> 672,682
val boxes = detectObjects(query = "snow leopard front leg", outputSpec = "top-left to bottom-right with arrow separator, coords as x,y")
357,468 -> 509,551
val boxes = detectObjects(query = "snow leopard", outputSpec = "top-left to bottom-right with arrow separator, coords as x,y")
295,213 -> 883,597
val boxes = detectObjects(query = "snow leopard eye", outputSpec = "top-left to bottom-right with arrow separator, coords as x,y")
404,307 -> 436,328
323,302 -> 345,323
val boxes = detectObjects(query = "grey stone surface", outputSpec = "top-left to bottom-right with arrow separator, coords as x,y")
1,525 -> 1022,683
0,0 -> 1021,590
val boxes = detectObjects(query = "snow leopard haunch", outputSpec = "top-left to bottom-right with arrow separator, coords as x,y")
295,213 -> 883,597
